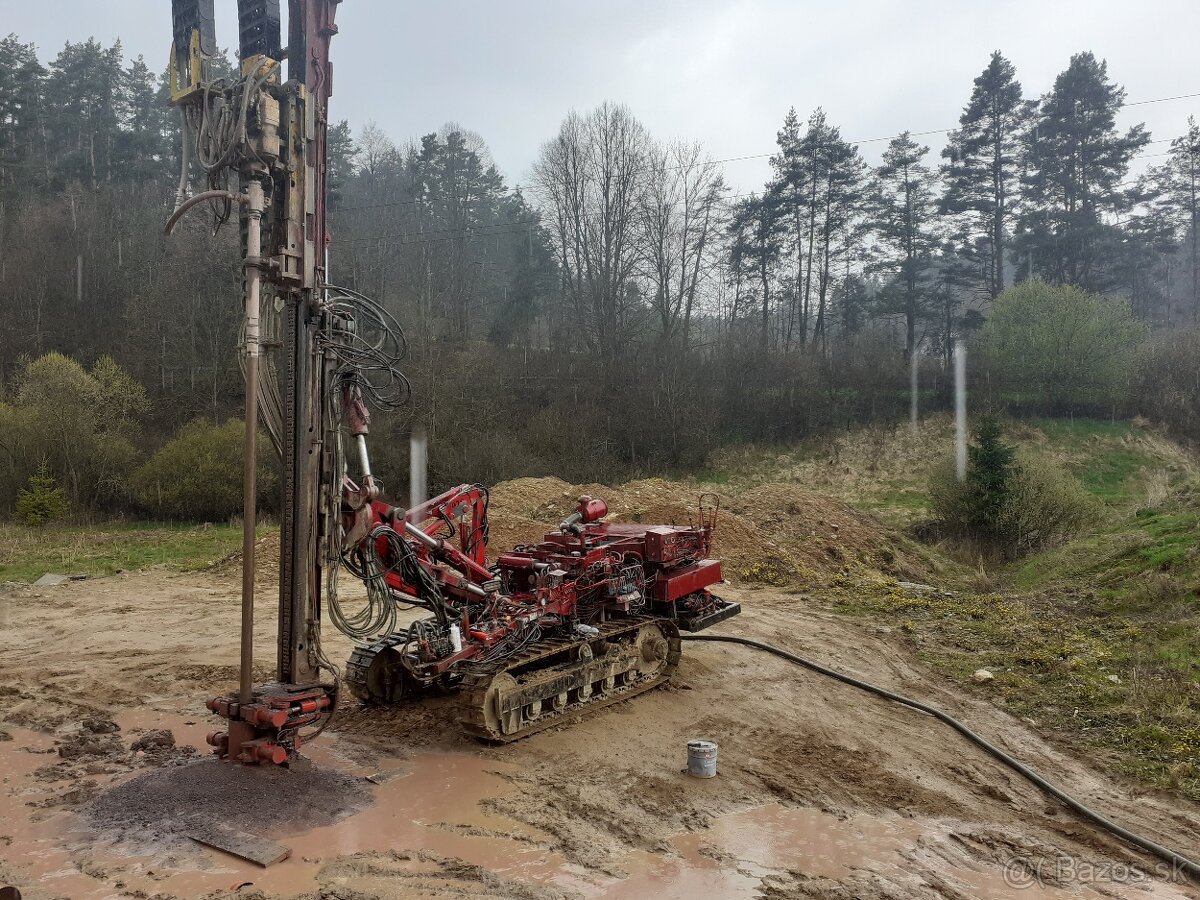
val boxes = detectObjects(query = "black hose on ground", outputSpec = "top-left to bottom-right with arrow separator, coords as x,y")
680,632 -> 1200,883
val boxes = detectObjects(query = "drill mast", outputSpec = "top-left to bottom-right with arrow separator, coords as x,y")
166,0 -> 342,763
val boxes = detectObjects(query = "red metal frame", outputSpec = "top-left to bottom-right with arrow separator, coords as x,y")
340,491 -> 724,678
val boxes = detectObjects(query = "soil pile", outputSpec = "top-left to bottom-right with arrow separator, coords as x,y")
488,475 -> 928,585
208,475 -> 928,587
29,719 -> 201,811
208,531 -> 281,584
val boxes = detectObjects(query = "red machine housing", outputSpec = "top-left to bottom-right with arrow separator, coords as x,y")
342,489 -> 736,680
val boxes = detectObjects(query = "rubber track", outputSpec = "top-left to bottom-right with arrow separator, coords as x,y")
456,616 -> 682,742
344,633 -> 408,702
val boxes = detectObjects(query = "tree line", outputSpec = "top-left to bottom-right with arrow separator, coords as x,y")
0,34 -> 1197,518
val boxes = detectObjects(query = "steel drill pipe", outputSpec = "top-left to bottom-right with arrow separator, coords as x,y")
240,178 -> 265,706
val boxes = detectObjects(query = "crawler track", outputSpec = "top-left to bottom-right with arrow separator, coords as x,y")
456,616 -> 682,742
345,615 -> 683,741
345,635 -> 410,703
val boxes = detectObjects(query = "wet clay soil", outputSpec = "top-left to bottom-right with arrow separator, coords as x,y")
1,572 -> 1198,899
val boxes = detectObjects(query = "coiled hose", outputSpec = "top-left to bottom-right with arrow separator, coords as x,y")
681,633 -> 1200,882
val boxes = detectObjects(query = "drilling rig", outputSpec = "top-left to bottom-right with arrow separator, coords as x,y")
165,0 -> 739,765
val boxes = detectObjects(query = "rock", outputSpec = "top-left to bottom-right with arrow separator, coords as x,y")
0,729 -> 11,742
972,669 -> 995,684
33,573 -> 71,587
131,729 -> 176,752
59,734 -> 122,759
81,718 -> 120,734
896,581 -> 937,594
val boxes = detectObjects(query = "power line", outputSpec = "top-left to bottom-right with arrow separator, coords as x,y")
333,90 -> 1198,216
330,162 -> 1181,247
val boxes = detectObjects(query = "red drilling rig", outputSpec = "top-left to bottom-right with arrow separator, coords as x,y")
166,0 -> 739,764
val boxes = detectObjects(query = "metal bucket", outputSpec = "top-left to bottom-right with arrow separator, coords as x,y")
687,739 -> 718,778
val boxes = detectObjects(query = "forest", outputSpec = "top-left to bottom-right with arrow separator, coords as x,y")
1,34 -> 1198,519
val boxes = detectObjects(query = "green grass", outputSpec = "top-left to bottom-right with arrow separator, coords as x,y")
1018,417 -> 1192,509
756,415 -> 1200,799
1022,417 -> 1132,441
833,568 -> 1200,799
0,521 -> 250,583
702,415 -> 1193,527
1013,486 -> 1200,598
830,473 -> 1200,799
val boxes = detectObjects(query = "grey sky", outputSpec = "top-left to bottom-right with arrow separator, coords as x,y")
6,1 -> 1199,192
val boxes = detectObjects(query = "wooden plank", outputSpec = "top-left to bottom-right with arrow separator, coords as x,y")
365,769 -> 407,785
189,822 -> 292,867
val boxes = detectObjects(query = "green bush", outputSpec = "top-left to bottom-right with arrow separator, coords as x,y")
131,419 -> 277,522
1132,328 -> 1200,444
929,418 -> 1097,557
1000,462 -> 1099,556
14,460 -> 69,526
5,352 -> 148,514
980,280 -> 1146,414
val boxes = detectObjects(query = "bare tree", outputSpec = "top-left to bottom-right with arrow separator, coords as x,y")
638,140 -> 724,345
532,102 -> 649,359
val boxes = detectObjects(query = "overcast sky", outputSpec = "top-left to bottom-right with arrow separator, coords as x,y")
6,1 -> 1199,193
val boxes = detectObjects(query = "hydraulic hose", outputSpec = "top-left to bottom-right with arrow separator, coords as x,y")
164,188 -> 246,235
680,632 -> 1200,882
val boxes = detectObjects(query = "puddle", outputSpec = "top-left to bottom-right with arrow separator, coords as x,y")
0,710 -> 1192,899
0,710 -> 601,899
606,803 -> 922,898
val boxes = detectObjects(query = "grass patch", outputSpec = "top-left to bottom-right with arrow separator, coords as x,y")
1012,485 -> 1200,601
0,521 -> 250,583
832,574 -> 1200,799
834,478 -> 1200,799
705,415 -> 1194,526
710,417 -> 1200,798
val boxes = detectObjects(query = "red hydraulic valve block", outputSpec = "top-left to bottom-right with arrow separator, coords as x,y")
206,685 -> 333,765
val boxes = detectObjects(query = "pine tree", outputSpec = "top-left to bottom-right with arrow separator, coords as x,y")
326,119 -> 357,208
0,34 -> 48,194
1147,117 -> 1200,324
769,108 -> 867,350
45,39 -> 125,186
870,132 -> 941,357
15,458 -> 69,526
965,415 -> 1016,537
727,192 -> 785,348
408,129 -> 506,341
770,107 -> 811,346
812,122 -> 867,352
941,52 -> 1030,299
116,55 -> 170,182
1016,52 -> 1149,290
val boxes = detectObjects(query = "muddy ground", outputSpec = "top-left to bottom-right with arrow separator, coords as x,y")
1,480 -> 1198,898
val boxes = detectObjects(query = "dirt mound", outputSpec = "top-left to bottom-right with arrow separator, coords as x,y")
486,475 -> 925,586
206,475 -> 924,587
487,476 -> 578,519
208,531 -> 280,584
